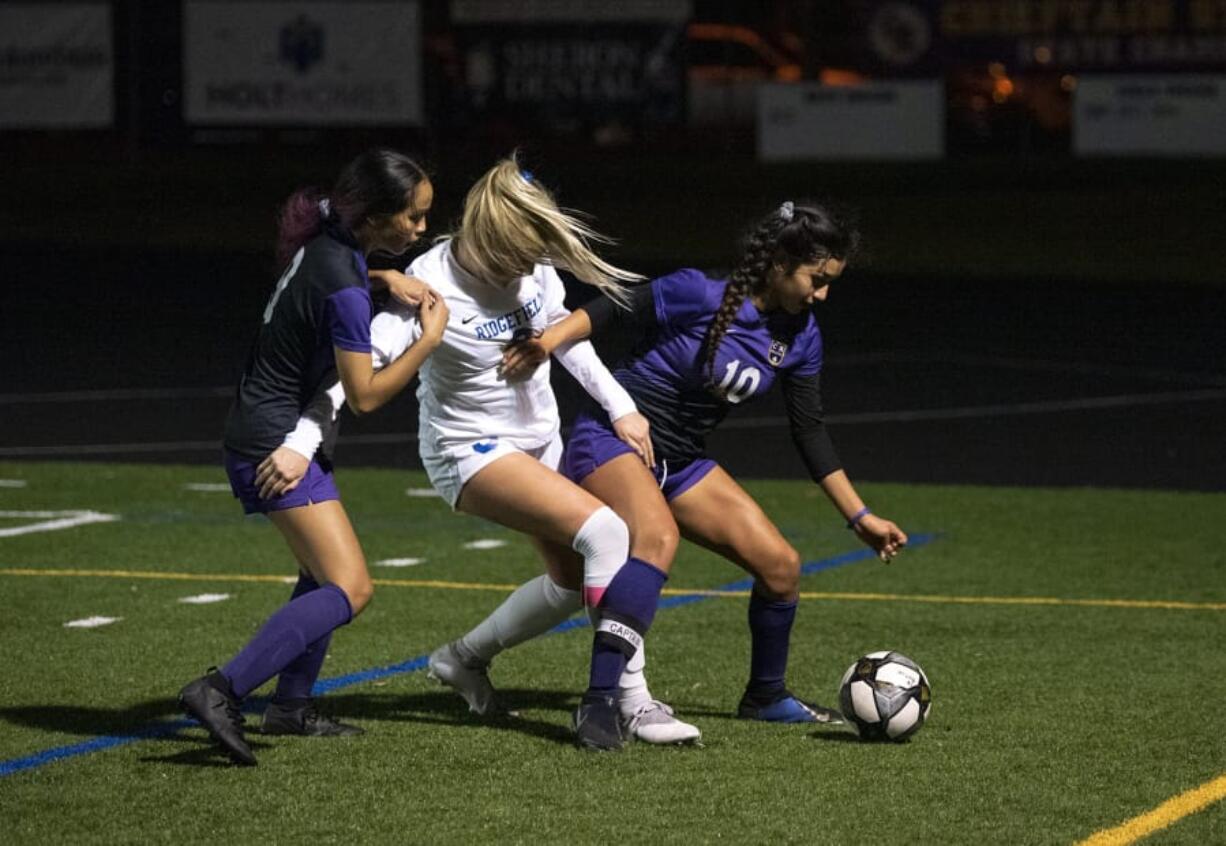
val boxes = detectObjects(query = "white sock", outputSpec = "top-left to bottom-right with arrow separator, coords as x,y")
570,506 -> 630,608
457,574 -> 581,665
617,641 -> 654,717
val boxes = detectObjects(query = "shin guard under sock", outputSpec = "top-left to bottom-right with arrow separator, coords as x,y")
222,582 -> 353,699
587,558 -> 667,696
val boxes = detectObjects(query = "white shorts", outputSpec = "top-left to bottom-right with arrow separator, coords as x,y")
421,434 -> 564,509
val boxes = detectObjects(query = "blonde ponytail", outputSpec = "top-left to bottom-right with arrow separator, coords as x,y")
453,157 -> 639,304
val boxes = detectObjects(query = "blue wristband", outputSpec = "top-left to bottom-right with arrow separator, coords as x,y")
846,507 -> 871,529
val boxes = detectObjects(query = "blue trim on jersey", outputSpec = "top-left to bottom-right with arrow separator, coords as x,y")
326,286 -> 374,353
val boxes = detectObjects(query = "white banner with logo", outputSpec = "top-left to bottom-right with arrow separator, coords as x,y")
0,3 -> 113,129
757,80 -> 944,161
184,1 -> 422,125
1075,75 -> 1226,156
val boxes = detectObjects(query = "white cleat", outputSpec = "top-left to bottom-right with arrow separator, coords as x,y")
622,700 -> 702,745
427,642 -> 499,716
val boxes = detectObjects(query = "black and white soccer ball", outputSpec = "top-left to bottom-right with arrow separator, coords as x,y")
838,651 -> 931,742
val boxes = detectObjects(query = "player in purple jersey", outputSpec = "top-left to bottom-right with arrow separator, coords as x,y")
178,149 -> 448,766
491,200 -> 908,728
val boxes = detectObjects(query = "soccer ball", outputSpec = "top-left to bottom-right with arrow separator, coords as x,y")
838,651 -> 931,742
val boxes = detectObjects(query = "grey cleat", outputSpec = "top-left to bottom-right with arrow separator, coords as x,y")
427,641 -> 500,716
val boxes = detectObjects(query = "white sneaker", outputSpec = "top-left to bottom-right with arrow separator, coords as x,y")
427,642 -> 499,715
622,700 -> 701,745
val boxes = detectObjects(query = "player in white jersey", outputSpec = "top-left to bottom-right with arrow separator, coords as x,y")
286,157 -> 698,750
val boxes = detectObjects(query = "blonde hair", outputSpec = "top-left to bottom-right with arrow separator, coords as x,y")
452,157 -> 640,304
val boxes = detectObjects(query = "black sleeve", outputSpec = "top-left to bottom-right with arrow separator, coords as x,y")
579,282 -> 656,338
780,369 -> 843,483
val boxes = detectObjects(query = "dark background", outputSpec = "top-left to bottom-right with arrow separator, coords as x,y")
2,0 -> 1223,491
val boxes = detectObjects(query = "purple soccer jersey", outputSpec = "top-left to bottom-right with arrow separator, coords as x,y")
612,268 -> 823,462
224,225 -> 373,464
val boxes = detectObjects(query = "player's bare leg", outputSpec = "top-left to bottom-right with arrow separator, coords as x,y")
669,465 -> 842,725
179,501 -> 370,764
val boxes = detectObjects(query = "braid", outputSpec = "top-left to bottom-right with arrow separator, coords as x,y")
703,218 -> 782,391
703,199 -> 860,395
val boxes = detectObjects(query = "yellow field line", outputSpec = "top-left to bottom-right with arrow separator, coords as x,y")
1,567 -> 1225,611
792,591 -> 1226,612
0,568 -> 521,592
1077,773 -> 1226,846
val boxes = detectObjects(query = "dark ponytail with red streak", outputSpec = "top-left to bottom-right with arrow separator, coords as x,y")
275,148 -> 428,268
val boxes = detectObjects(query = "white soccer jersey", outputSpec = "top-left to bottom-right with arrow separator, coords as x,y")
281,239 -> 636,459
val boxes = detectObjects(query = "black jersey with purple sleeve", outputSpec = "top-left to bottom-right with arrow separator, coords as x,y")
608,268 -> 825,464
223,224 -> 372,463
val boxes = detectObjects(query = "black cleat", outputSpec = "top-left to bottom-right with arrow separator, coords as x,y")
573,693 -> 625,751
260,700 -> 364,737
178,672 -> 257,766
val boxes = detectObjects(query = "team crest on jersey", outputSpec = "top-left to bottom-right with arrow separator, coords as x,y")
768,339 -> 789,367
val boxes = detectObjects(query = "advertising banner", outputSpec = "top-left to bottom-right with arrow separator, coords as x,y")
0,3 -> 113,129
1075,74 -> 1226,155
183,1 -> 422,125
941,0 -> 1226,72
838,1 -> 1226,74
757,80 -> 945,161
447,0 -> 689,133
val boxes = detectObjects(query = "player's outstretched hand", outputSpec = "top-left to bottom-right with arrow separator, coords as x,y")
854,514 -> 908,563
417,291 -> 449,347
501,334 -> 550,381
370,269 -> 435,308
612,412 -> 655,469
255,446 -> 310,499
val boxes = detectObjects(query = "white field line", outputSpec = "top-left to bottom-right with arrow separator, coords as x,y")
0,387 -> 231,404
722,387 -> 1226,429
835,351 -> 1226,388
178,593 -> 232,604
374,557 -> 425,568
2,387 -> 1223,458
463,539 -> 506,550
182,483 -> 230,492
0,510 -> 119,538
0,480 -> 28,488
63,616 -> 121,628
0,353 -> 1219,406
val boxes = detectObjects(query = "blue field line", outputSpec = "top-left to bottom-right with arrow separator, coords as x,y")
312,655 -> 429,695
0,720 -> 193,778
0,532 -> 938,778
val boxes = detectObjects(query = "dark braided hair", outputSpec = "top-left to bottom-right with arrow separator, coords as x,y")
702,200 -> 860,393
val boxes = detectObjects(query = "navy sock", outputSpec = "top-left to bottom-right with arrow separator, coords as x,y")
745,590 -> 797,701
272,573 -> 333,704
221,582 -> 353,699
587,558 -> 667,697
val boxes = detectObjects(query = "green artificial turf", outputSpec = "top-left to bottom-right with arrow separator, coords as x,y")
0,462 -> 1222,845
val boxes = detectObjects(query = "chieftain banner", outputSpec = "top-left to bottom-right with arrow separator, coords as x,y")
847,0 -> 1226,73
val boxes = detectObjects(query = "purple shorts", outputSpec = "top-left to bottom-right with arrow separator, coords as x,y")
562,411 -> 716,502
223,449 -> 340,515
